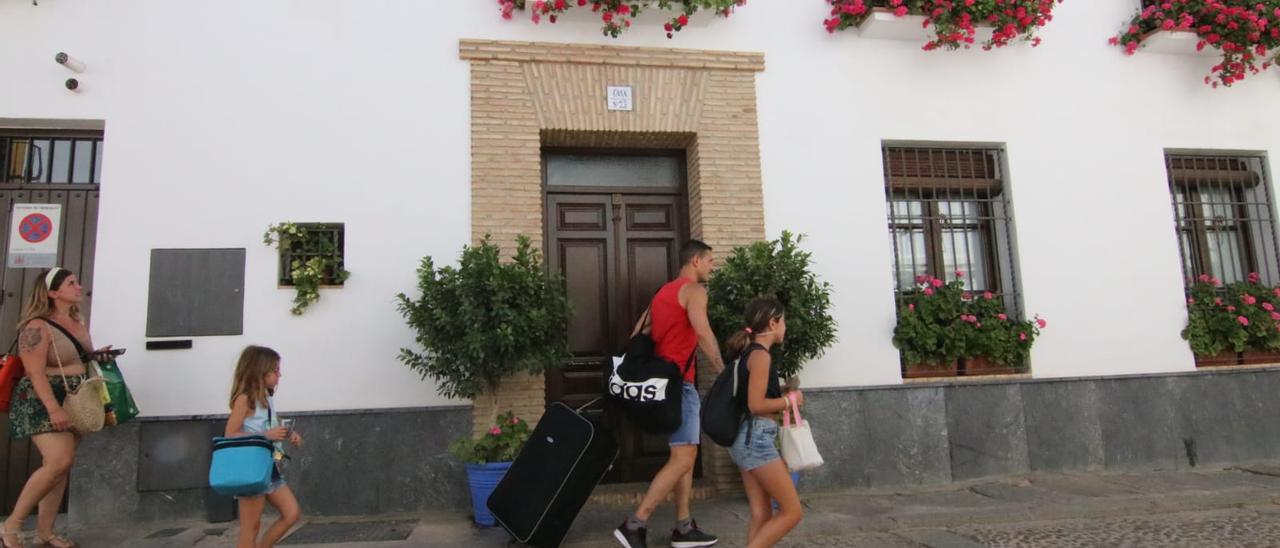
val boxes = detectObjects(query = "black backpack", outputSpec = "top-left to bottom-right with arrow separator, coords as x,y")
702,344 -> 759,447
602,313 -> 695,435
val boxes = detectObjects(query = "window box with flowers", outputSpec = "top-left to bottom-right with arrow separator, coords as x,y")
824,0 -> 1064,51
1112,0 -> 1280,87
1183,273 -> 1280,367
498,0 -> 747,38
893,274 -> 1045,378
1139,29 -> 1219,56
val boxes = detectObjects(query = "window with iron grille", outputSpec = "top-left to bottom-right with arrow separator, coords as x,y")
0,133 -> 103,185
277,223 -> 346,287
1166,153 -> 1279,287
884,144 -> 1021,313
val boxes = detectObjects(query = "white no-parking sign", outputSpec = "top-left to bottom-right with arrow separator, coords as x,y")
7,203 -> 61,268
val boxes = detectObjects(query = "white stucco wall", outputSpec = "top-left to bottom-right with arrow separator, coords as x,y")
1,1 -> 1277,415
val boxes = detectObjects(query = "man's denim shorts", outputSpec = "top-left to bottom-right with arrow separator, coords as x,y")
668,381 -> 701,446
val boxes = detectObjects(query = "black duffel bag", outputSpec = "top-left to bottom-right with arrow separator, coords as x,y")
602,309 -> 694,435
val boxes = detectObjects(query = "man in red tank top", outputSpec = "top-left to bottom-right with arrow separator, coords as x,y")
614,240 -> 725,548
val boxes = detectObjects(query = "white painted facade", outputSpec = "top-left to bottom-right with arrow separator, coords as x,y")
1,2 -> 1277,416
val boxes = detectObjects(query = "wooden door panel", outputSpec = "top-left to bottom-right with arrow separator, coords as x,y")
0,190 -> 100,513
560,240 -> 609,355
545,192 -> 688,483
543,153 -> 688,484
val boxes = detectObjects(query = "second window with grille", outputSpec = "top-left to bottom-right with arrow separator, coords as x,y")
1166,153 -> 1280,287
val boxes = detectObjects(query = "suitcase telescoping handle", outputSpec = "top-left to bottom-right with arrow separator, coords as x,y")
576,397 -> 604,413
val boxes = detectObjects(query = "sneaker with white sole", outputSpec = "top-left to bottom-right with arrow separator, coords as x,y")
670,520 -> 718,548
614,521 -> 648,548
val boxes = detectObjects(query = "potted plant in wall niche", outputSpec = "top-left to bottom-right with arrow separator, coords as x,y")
396,235 -> 572,526
263,222 -> 351,315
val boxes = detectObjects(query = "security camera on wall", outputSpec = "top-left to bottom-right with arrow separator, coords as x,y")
55,52 -> 85,73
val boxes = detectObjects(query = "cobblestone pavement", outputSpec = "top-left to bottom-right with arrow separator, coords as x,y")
748,508 -> 1280,547
952,508 -> 1280,548
769,509 -> 1280,548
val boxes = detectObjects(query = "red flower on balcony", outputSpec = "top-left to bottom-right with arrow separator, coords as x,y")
1112,0 -> 1280,87
824,0 -> 1064,51
499,0 -> 747,38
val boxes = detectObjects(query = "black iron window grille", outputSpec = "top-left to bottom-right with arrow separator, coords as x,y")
885,145 -> 1021,313
1167,153 -> 1279,288
278,223 -> 346,287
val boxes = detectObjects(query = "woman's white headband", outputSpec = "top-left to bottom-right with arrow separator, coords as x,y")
45,268 -> 64,291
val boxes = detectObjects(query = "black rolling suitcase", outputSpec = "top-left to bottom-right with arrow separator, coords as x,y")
487,401 -> 619,547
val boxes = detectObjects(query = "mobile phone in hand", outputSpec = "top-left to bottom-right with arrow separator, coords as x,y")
83,348 -> 125,362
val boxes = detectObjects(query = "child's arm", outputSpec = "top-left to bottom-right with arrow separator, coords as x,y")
224,394 -> 253,437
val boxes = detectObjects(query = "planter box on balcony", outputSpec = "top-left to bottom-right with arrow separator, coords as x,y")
1241,349 -> 1280,365
961,356 -> 1019,376
857,8 -> 993,45
1139,30 -> 1216,57
1194,352 -> 1239,367
903,360 -> 959,379
858,8 -> 930,41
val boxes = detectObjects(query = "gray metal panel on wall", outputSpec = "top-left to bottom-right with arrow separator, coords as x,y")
69,423 -> 209,527
945,383 -> 1030,481
137,420 -> 220,491
146,248 -> 245,337
1022,380 -> 1105,472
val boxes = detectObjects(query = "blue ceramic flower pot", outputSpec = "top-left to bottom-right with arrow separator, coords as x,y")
465,461 -> 511,527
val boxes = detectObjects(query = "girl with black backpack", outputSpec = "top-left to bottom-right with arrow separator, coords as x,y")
725,297 -> 803,548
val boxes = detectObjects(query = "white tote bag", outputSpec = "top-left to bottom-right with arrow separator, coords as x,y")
779,392 -> 824,472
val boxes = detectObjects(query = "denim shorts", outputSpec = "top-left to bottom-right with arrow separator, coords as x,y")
728,417 -> 780,471
668,381 -> 701,446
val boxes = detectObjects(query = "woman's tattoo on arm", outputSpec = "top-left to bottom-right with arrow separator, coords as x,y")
18,326 -> 42,353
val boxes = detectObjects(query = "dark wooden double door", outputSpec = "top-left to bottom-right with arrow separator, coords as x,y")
544,191 -> 690,483
0,131 -> 104,513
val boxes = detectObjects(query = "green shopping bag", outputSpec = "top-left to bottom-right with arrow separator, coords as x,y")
98,359 -> 140,425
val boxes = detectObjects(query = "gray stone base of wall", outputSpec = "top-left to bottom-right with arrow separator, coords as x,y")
802,366 -> 1280,490
68,367 -> 1280,525
69,406 -> 471,526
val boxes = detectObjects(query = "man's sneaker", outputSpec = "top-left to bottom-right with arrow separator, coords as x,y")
614,521 -> 648,548
670,521 -> 718,548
